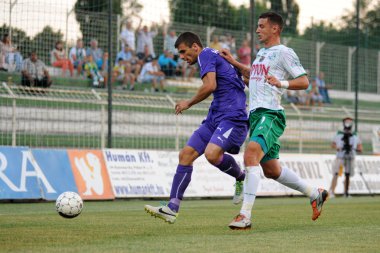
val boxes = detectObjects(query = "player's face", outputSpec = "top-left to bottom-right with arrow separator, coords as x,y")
256,18 -> 278,44
177,43 -> 198,65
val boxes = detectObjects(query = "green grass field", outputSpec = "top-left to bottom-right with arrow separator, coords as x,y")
1,197 -> 379,253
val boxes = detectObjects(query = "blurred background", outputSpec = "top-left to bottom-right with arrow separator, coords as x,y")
0,0 -> 379,155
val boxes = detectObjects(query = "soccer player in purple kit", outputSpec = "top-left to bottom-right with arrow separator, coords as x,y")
144,32 -> 248,224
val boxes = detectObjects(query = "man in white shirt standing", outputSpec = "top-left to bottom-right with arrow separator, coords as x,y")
136,25 -> 158,59
221,11 -> 328,230
120,20 -> 138,51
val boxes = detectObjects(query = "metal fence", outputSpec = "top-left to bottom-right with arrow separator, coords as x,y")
1,82 -> 379,154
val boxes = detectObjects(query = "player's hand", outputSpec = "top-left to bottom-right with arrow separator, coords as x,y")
219,49 -> 235,64
175,100 -> 191,115
265,75 -> 281,88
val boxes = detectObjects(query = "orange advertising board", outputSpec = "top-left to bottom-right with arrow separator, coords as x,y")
67,150 -> 115,200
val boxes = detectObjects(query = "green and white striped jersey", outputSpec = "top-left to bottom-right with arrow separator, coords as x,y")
249,44 -> 306,112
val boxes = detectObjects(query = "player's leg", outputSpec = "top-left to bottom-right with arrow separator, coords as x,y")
229,111 -> 268,230
145,121 -> 212,223
166,145 -> 199,213
206,120 -> 247,204
329,158 -> 341,197
262,150 -> 327,221
144,146 -> 199,224
229,141 -> 264,230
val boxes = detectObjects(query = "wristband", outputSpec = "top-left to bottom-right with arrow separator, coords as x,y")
280,81 -> 289,89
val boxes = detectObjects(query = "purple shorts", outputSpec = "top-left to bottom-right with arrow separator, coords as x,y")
187,111 -> 248,155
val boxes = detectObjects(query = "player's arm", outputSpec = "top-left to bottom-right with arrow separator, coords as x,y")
265,74 -> 309,90
219,48 -> 250,81
175,72 -> 216,115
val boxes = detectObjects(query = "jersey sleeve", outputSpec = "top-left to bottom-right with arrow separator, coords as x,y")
198,49 -> 217,79
281,48 -> 306,79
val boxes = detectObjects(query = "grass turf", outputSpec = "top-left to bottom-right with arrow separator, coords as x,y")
0,197 -> 379,253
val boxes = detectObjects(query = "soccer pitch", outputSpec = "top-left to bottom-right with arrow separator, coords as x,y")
1,197 -> 379,253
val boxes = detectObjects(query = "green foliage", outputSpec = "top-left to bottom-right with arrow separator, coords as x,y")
0,24 -> 32,55
169,0 -> 267,31
74,0 -> 122,52
269,0 -> 299,35
302,1 -> 380,49
0,24 -> 63,64
30,26 -> 64,64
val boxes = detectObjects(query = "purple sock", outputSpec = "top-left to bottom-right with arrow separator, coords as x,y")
215,154 -> 245,181
167,165 -> 193,212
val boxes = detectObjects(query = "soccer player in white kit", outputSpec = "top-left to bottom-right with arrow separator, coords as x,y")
221,11 -> 328,230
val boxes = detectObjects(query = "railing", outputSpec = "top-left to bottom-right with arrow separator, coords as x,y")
1,82 -> 379,154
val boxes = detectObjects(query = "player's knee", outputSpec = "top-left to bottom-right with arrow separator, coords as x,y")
178,147 -> 197,164
245,141 -> 264,161
263,169 -> 276,179
204,150 -> 221,165
243,147 -> 262,166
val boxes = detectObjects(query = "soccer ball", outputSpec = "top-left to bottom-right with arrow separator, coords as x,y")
55,191 -> 83,218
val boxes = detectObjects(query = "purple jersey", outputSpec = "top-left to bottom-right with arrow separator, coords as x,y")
198,47 -> 247,119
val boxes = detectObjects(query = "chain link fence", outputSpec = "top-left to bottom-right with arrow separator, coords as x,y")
0,0 -> 379,154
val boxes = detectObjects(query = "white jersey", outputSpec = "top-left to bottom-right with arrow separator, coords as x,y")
249,44 -> 306,111
333,131 -> 361,159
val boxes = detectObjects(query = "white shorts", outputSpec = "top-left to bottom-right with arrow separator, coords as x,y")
332,157 -> 355,176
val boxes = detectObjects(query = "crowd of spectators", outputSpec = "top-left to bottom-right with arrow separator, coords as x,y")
283,70 -> 333,107
0,23 -> 332,103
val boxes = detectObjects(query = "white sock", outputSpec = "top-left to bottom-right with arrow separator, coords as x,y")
240,165 -> 261,219
276,166 -> 318,199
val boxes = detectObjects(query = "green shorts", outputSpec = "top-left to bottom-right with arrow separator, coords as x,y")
249,108 -> 286,163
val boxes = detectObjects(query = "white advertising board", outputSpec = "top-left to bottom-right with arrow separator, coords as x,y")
103,149 -> 380,198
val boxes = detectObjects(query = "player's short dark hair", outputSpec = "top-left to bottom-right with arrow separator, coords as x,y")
175,32 -> 203,49
259,11 -> 284,32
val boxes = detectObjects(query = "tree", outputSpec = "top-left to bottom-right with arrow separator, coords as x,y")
302,0 -> 380,49
74,0 -> 123,50
0,24 -> 32,56
269,0 -> 299,35
122,0 -> 143,20
30,26 -> 64,64
169,0 -> 267,31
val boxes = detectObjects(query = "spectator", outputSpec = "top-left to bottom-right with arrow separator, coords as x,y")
100,51 -> 110,87
306,79 -> 323,107
115,45 -> 141,77
315,72 -> 332,104
284,90 -> 299,104
112,58 -> 135,90
219,36 -> 230,50
136,24 -> 158,58
120,19 -> 140,51
138,56 -> 166,92
69,39 -> 86,76
164,30 -> 178,60
177,58 -> 197,81
209,35 -> 222,51
137,45 -> 153,65
86,39 -> 104,69
237,40 -> 251,67
226,34 -> 236,57
158,50 -> 177,77
84,55 -> 104,88
0,34 -> 23,72
51,41 -> 74,77
21,51 -> 52,88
